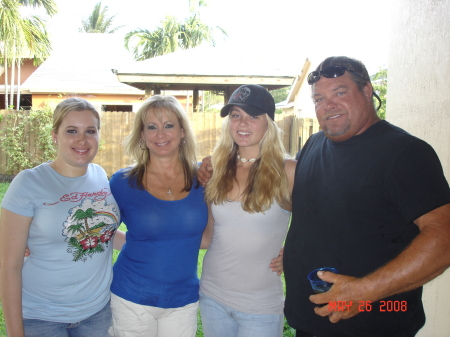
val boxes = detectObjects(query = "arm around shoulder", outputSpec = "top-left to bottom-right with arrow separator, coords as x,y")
113,229 -> 126,251
198,156 -> 213,187
200,203 -> 214,249
283,159 -> 297,211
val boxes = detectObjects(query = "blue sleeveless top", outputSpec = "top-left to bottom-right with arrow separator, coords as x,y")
110,168 -> 208,308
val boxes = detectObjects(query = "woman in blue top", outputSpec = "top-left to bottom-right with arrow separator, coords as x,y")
109,95 -> 213,337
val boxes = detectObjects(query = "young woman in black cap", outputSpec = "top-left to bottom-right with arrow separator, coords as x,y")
199,85 -> 296,337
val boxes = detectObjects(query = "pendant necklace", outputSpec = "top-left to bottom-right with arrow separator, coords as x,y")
150,168 -> 181,197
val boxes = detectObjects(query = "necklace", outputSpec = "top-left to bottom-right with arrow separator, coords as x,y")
237,153 -> 258,163
149,168 -> 181,197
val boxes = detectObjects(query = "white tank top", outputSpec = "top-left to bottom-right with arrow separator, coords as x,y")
200,200 -> 290,314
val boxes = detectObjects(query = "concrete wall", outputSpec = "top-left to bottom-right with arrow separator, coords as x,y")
387,1 -> 450,335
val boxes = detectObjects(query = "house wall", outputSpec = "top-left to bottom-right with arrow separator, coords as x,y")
0,59 -> 37,85
387,1 -> 450,335
282,62 -> 321,149
31,93 -> 145,111
292,79 -> 316,119
31,94 -> 198,113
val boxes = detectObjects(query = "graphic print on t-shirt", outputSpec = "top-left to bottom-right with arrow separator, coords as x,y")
62,198 -> 119,262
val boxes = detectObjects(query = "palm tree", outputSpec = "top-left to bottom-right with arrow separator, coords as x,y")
0,0 -> 57,109
124,3 -> 227,61
68,223 -> 87,236
72,208 -> 97,235
79,1 -> 124,34
124,16 -> 183,61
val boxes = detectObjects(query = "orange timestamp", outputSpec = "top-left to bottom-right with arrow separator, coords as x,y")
328,300 -> 408,312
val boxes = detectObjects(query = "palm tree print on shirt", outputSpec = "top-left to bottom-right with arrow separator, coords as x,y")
62,198 -> 119,262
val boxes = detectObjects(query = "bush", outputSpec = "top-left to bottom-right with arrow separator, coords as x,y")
0,107 -> 56,173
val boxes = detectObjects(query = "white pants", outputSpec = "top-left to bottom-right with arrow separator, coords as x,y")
109,293 -> 198,337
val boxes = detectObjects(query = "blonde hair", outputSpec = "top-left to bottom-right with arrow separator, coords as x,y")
53,97 -> 100,132
124,95 -> 198,190
205,114 -> 290,213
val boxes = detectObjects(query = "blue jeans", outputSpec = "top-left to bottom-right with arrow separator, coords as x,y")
23,300 -> 112,337
199,292 -> 283,337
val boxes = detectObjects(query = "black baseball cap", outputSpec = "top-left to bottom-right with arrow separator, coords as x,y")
220,84 -> 275,120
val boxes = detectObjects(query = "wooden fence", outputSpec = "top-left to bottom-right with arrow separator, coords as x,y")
0,110 -> 320,178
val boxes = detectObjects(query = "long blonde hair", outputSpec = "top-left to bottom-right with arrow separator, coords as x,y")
124,95 -> 198,190
205,114 -> 290,213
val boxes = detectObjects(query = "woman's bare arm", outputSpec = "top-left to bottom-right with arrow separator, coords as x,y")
0,208 -> 32,337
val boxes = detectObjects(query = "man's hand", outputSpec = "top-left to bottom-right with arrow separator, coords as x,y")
309,271 -> 371,323
198,156 -> 213,187
270,247 -> 284,275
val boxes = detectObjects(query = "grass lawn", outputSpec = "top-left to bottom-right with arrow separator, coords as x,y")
0,183 -> 296,337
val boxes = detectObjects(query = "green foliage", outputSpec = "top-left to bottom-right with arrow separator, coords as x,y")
79,1 -> 124,33
203,91 -> 223,112
271,86 -> 291,114
0,302 -> 4,337
0,106 -> 56,173
0,183 -> 9,200
272,87 -> 290,104
125,2 -> 227,61
371,68 -> 387,120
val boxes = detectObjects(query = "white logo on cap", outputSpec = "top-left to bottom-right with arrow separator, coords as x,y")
232,87 -> 251,102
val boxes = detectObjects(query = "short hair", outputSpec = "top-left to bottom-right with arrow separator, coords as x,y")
52,97 -> 100,132
124,95 -> 198,190
314,56 -> 371,91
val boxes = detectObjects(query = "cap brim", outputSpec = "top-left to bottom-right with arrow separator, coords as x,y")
220,103 -> 266,118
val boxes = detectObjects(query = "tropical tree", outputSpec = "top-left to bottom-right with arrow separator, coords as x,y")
79,1 -> 123,34
72,208 -> 97,235
124,1 -> 227,61
68,222 -> 87,236
0,0 -> 57,109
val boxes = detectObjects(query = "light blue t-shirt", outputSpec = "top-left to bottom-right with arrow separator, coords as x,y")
1,162 -> 120,322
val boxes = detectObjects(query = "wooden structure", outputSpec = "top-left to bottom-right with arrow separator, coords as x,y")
113,46 -> 297,111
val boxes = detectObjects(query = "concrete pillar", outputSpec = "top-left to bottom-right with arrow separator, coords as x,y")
387,1 -> 450,335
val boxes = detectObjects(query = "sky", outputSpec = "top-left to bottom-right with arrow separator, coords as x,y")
43,0 -> 390,75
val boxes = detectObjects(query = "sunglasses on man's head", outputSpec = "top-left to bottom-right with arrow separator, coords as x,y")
307,65 -> 382,111
307,65 -> 362,85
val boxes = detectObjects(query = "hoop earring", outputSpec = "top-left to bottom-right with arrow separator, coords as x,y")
139,140 -> 147,150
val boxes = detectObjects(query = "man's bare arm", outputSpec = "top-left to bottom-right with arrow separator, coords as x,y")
311,203 -> 450,323
198,156 -> 212,187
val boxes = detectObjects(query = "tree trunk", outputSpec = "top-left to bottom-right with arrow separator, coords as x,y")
4,52 -> 9,108
84,218 -> 92,234
16,60 -> 21,110
10,56 -> 16,109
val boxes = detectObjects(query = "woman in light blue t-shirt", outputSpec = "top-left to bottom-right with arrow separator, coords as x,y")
0,98 -> 125,337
